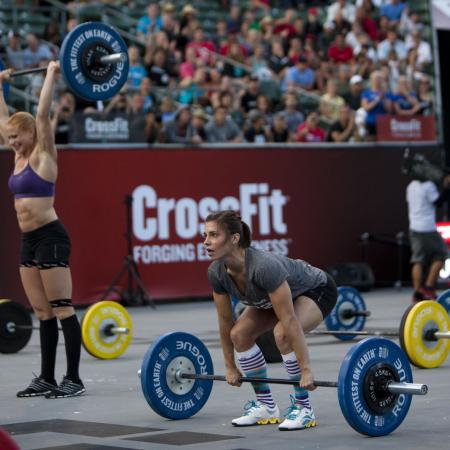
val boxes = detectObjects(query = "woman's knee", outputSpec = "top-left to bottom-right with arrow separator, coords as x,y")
52,306 -> 76,321
230,325 -> 254,351
273,323 -> 289,349
31,303 -> 55,321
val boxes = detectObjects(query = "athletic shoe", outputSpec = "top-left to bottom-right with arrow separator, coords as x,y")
45,376 -> 85,399
279,397 -> 316,431
231,400 -> 280,426
419,287 -> 437,301
411,290 -> 425,304
17,375 -> 57,397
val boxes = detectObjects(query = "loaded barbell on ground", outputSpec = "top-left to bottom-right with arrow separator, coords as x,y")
0,299 -> 133,360
0,21 -> 129,101
287,301 -> 450,369
139,331 -> 428,437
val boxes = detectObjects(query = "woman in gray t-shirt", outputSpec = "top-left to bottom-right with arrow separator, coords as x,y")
205,210 -> 337,431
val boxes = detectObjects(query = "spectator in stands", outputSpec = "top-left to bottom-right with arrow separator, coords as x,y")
282,55 -> 315,92
6,31 -> 25,70
352,41 -> 377,79
355,6 -> 377,42
211,89 -> 243,126
273,8 -> 297,40
137,2 -> 162,40
163,106 -> 197,144
179,47 -> 197,81
416,75 -> 434,116
42,20 -> 62,47
186,27 -> 216,67
178,68 -> 206,105
268,40 -> 291,80
145,47 -> 172,87
346,22 -> 369,52
400,9 -> 424,36
333,10 -> 352,36
328,33 -> 354,65
269,112 -> 291,142
240,75 -> 261,113
220,42 -> 249,79
390,75 -> 420,116
304,8 -> 323,38
327,0 -> 356,24
318,22 -> 337,60
279,91 -> 305,134
344,74 -> 364,110
139,77 -> 156,113
406,30 -> 432,70
227,4 -> 242,33
213,19 -> 228,50
23,32 -> 53,69
254,94 -> 273,125
127,46 -> 148,92
296,111 -> 326,142
377,29 -> 407,63
244,110 -> 271,143
361,70 -> 391,140
144,108 -> 160,144
328,104 -> 356,142
160,5 -> 179,45
52,91 -> 76,145
206,105 -> 243,143
159,95 -> 177,124
191,107 -> 208,143
129,93 -> 147,116
287,37 -> 304,65
380,0 -> 407,26
104,92 -> 131,116
320,79 -> 345,122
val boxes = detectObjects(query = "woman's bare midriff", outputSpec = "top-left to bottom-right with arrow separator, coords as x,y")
15,197 -> 58,232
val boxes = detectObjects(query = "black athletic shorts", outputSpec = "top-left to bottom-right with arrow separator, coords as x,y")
296,272 -> 337,319
20,220 -> 71,269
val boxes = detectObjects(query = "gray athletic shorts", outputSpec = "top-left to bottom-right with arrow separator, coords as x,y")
409,230 -> 448,264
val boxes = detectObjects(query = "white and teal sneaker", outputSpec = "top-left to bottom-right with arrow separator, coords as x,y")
232,400 -> 280,426
279,396 -> 316,431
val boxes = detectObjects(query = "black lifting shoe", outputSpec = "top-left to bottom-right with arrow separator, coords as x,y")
45,375 -> 85,399
17,375 -> 57,398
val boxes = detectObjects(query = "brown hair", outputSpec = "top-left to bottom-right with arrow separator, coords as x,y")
206,210 -> 251,248
7,112 -> 36,138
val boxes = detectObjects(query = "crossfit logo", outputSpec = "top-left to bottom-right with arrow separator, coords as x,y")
132,183 -> 290,264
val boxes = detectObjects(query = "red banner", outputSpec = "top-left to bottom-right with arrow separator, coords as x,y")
0,146 -> 414,305
376,115 -> 436,141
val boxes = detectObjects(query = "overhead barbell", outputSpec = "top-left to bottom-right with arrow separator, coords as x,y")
1,21 -> 129,102
139,331 -> 428,437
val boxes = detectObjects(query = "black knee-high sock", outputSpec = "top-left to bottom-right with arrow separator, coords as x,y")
60,314 -> 82,383
40,317 -> 58,383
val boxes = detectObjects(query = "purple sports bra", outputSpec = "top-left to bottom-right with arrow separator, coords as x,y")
8,162 -> 55,199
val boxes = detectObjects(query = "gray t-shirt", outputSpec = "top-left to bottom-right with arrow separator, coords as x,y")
207,246 -> 327,309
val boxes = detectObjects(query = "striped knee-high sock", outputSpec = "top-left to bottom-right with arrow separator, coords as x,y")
281,352 -> 311,409
236,344 -> 276,410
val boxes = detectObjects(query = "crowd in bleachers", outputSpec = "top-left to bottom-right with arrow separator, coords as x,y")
1,0 -> 436,144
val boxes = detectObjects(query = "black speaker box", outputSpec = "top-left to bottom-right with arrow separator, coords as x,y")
325,262 -> 375,291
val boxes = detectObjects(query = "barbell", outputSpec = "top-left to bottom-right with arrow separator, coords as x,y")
1,22 -> 129,101
139,331 -> 428,437
0,299 -> 132,360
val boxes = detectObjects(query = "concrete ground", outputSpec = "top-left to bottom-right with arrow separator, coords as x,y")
1,288 -> 449,450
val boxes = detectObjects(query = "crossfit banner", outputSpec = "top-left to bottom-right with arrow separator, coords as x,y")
376,115 -> 437,142
69,112 -> 146,143
0,146 -> 421,306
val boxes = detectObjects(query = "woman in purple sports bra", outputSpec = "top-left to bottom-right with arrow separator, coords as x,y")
0,62 -> 85,398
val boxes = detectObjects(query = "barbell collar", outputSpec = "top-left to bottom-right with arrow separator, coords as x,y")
386,382 -> 428,395
433,331 -> 450,339
99,52 -> 127,64
110,326 -> 130,335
